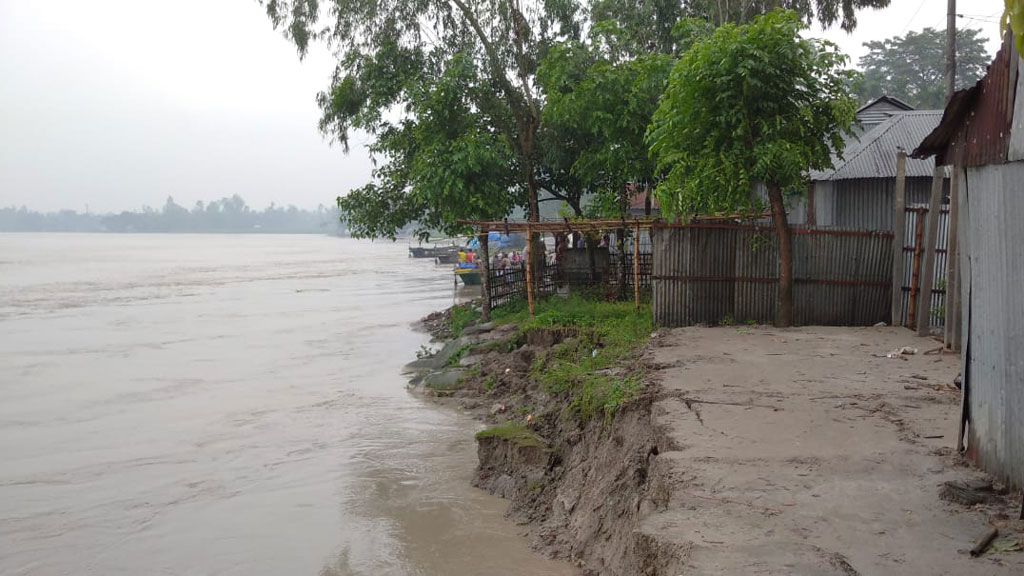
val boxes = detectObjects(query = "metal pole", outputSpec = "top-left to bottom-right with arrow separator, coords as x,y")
945,0 -> 957,102
525,225 -> 535,319
917,164 -> 946,336
892,151 -> 908,326
633,222 -> 640,310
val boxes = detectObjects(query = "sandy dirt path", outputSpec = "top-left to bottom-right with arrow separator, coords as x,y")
642,326 -> 1023,575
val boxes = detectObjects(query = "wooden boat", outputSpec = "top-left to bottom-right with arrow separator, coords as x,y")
455,268 -> 482,285
409,244 -> 461,259
435,252 -> 460,264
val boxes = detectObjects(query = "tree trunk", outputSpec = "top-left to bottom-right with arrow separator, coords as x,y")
479,232 -> 490,322
767,182 -> 794,327
521,112 -> 543,294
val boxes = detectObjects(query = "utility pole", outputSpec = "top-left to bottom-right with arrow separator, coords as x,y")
945,0 -> 956,102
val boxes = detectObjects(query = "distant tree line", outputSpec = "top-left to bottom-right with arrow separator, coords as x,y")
0,195 -> 346,234
856,27 -> 990,109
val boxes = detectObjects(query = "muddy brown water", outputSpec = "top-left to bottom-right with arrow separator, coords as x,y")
0,234 -> 575,576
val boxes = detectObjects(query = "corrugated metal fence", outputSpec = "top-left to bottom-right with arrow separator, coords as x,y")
898,205 -> 949,329
652,224 -> 892,327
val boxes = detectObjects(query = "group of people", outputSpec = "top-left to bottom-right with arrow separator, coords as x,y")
455,248 -> 524,273
490,250 -> 523,272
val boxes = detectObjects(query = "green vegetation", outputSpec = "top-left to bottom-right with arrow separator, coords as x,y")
449,304 -> 480,338
1008,1 -> 1024,55
648,10 -> 858,327
857,27 -> 990,108
475,422 -> 546,448
447,343 -> 473,366
263,1 -> 885,239
492,295 -> 652,423
525,479 -> 547,493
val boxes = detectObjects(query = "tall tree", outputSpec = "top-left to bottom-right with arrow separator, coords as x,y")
261,0 -> 584,238
857,27 -> 990,109
260,1 -> 885,240
648,9 -> 858,326
537,23 -> 681,217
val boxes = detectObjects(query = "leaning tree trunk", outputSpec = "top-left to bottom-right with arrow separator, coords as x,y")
521,113 -> 545,295
479,232 -> 490,322
766,182 -> 794,327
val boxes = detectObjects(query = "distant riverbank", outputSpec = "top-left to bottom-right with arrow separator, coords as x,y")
1,196 -> 344,234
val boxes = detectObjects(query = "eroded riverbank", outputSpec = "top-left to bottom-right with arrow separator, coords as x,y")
411,302 -> 1024,575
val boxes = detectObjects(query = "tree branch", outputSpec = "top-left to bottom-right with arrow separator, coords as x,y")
447,0 -> 527,112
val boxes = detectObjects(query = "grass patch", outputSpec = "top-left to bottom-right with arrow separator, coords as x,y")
526,479 -> 547,493
474,334 -> 524,354
447,343 -> 473,366
449,303 -> 480,338
496,294 -> 653,423
475,421 -> 546,448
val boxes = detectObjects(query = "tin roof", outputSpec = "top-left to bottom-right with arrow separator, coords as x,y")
912,32 -> 1019,166
856,95 -> 915,115
812,111 -> 943,181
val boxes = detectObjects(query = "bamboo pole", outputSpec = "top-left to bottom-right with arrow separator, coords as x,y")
633,222 -> 640,310
525,225 -> 535,319
892,151 -> 908,326
917,164 -> 945,336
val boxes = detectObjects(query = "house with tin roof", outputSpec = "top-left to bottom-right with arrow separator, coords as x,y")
807,109 -> 948,230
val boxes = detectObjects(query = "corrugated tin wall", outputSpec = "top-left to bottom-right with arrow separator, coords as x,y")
829,178 -> 942,230
962,161 -> 1024,489
652,225 -> 891,327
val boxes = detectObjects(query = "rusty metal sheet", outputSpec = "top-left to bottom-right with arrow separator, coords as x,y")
914,34 -> 1020,167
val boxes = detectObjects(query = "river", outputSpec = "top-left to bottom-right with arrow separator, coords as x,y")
0,234 -> 574,576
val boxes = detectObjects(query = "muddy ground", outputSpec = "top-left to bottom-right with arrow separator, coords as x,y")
643,325 -> 1023,575
410,317 -> 1024,575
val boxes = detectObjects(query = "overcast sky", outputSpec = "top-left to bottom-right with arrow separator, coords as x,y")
0,0 -> 1008,213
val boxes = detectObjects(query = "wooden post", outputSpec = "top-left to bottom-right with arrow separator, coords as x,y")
946,166 -> 961,350
806,182 -> 817,226
479,231 -> 490,322
525,225 -> 535,319
917,164 -> 945,337
633,222 -> 640,310
891,151 -> 908,326
908,208 -> 926,329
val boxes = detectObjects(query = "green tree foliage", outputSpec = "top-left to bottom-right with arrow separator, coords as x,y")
648,10 -> 858,326
857,27 -> 991,109
538,35 -> 674,216
685,0 -> 889,30
261,0 -> 584,239
1006,0 -> 1024,55
259,1 -> 884,240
